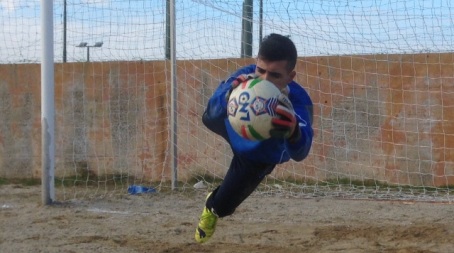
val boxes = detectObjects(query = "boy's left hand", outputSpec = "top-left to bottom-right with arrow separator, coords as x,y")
270,93 -> 298,140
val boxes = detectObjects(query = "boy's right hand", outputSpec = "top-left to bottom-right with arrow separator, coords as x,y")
231,73 -> 257,88
226,73 -> 257,100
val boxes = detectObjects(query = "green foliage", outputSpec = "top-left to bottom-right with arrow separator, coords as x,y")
0,174 -> 452,198
57,173 -> 133,187
0,177 -> 41,186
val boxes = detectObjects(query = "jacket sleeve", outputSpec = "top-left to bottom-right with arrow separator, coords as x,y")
202,65 -> 256,136
284,83 -> 314,162
201,79 -> 231,136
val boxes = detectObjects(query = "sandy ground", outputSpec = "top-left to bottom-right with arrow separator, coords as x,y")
0,184 -> 453,253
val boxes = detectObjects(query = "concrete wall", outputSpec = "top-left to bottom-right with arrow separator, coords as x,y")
300,53 -> 454,186
0,55 -> 453,186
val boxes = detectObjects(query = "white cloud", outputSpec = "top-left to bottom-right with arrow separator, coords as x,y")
0,0 -> 18,11
79,0 -> 110,6
1,0 -> 453,63
0,0 -> 39,12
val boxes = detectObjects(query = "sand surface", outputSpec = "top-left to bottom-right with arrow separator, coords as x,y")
1,184 -> 453,253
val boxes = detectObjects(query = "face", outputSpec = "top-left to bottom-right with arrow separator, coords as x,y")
254,57 -> 296,91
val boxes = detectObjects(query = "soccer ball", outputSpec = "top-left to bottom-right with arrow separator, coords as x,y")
227,78 -> 281,141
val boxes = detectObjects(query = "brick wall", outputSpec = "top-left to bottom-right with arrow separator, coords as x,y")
1,55 -> 453,186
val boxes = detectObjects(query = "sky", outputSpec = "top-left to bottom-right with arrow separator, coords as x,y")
0,0 -> 453,63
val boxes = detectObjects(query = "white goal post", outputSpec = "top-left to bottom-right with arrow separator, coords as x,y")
0,0 -> 453,203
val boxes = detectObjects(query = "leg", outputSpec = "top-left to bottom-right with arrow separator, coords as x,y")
206,154 -> 275,217
195,154 -> 275,243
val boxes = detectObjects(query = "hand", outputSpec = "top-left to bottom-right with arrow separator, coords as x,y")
270,93 -> 300,141
231,73 -> 258,89
226,73 -> 257,101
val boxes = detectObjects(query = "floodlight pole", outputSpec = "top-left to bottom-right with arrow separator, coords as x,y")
63,0 -> 67,62
86,47 -> 90,62
259,0 -> 263,44
76,42 -> 103,62
165,0 -> 171,60
241,0 -> 253,58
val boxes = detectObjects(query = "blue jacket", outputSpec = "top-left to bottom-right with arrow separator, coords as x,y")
203,64 -> 313,164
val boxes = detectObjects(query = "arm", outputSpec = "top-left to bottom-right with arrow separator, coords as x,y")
201,79 -> 231,136
284,83 -> 314,161
202,65 -> 256,136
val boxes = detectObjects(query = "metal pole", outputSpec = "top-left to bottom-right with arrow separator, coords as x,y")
87,47 -> 90,62
165,0 -> 171,60
63,0 -> 67,62
169,0 -> 178,190
41,0 -> 56,205
259,0 -> 263,44
241,0 -> 253,58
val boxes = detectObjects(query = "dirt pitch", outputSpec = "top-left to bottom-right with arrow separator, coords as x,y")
0,184 -> 453,253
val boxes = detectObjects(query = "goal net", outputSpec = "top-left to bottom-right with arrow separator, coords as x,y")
0,0 -> 453,202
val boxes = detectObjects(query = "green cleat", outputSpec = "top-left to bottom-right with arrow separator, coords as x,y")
195,196 -> 218,243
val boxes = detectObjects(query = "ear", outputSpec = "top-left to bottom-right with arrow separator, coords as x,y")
287,70 -> 296,82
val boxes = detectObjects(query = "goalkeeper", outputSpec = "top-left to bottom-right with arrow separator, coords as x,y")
195,33 -> 314,243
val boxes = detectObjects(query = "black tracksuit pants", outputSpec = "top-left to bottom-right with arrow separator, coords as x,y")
202,112 -> 276,218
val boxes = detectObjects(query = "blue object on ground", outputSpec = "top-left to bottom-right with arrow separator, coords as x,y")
128,185 -> 157,195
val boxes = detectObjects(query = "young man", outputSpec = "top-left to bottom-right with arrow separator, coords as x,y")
195,33 -> 314,243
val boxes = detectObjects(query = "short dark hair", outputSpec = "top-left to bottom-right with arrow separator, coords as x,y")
258,33 -> 297,71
